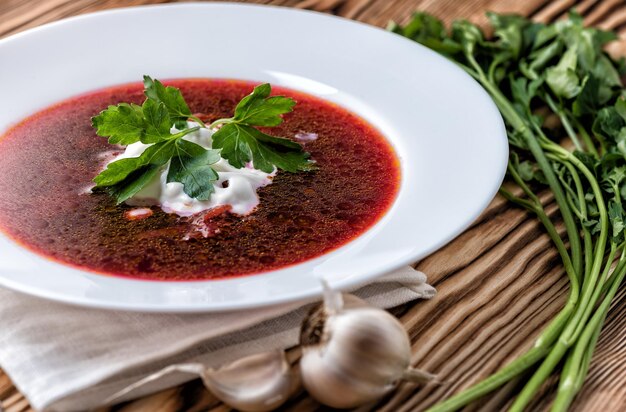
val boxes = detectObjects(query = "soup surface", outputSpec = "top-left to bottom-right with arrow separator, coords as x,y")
0,80 -> 400,280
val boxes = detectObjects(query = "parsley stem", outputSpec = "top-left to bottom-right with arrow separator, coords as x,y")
188,115 -> 206,128
167,126 -> 201,141
573,118 -> 599,159
426,141 -> 582,412
601,248 -> 626,294
208,118 -> 233,129
505,162 -> 576,284
425,307 -> 572,412
505,161 -> 540,205
561,161 -> 592,281
498,187 -> 537,210
546,149 -> 608,341
479,76 -> 583,277
544,94 -> 584,153
552,256 -> 626,411
510,146 -> 608,411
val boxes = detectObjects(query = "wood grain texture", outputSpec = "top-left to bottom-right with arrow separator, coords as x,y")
1,0 -> 626,411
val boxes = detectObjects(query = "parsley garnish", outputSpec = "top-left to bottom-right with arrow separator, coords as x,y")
92,76 -> 313,204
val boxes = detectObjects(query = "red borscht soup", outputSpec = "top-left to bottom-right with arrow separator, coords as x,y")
0,80 -> 399,280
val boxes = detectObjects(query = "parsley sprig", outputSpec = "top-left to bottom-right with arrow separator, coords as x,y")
391,10 -> 626,412
92,76 -> 313,204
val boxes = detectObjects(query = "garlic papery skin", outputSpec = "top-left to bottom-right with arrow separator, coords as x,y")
299,285 -> 434,409
201,350 -> 296,412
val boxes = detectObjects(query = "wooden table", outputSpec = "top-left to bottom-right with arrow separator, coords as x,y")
1,0 -> 626,411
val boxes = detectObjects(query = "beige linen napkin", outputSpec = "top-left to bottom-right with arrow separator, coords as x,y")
0,267 -> 434,412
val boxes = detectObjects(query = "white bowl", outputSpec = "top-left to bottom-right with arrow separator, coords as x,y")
0,3 -> 507,312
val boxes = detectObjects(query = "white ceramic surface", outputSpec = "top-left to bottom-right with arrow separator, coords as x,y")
0,3 -> 508,312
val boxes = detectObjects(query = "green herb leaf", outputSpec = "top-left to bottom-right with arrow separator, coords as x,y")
603,165 -> 626,190
92,99 -> 174,145
108,165 -> 161,204
593,55 -> 622,91
451,20 -> 484,56
167,140 -> 221,201
142,99 -> 173,143
488,12 -> 526,59
532,24 -> 557,49
608,201 -> 625,242
616,96 -> 626,121
520,40 -> 563,80
545,48 -> 582,99
388,13 -> 462,56
143,75 -> 192,129
510,76 -> 542,109
94,139 -> 178,188
212,83 -> 314,172
232,83 -> 296,127
593,106 -> 625,143
92,103 -> 145,145
213,123 -> 312,173
511,152 -> 535,181
573,75 -> 601,116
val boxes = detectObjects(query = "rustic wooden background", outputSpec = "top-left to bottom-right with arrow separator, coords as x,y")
1,0 -> 626,411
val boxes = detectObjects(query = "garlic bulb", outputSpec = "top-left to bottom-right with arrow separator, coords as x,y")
299,282 -> 435,409
201,350 -> 296,412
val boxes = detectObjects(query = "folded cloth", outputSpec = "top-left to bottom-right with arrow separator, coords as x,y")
0,267 -> 435,411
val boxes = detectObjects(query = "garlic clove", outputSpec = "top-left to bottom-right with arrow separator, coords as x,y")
301,307 -> 411,408
301,285 -> 369,347
329,308 -> 412,381
201,350 -> 296,412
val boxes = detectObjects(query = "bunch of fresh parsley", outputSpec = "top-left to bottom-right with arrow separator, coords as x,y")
92,76 -> 313,204
391,10 -> 626,412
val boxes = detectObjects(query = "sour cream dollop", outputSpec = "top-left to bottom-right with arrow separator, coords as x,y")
106,122 -> 275,217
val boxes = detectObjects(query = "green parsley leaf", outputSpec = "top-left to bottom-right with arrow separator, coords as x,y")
92,99 -> 174,145
510,76 -> 542,109
232,83 -> 296,126
210,83 -> 314,172
517,161 -> 535,181
387,13 -> 462,57
143,76 -> 192,129
212,123 -> 312,173
487,12 -> 526,60
616,96 -> 626,121
92,103 -> 145,145
573,75 -> 601,116
531,24 -> 556,49
108,165 -> 161,204
593,106 -> 625,143
167,140 -> 221,201
93,139 -> 178,188
520,40 -> 563,80
545,48 -> 582,99
608,200 -> 626,242
451,20 -> 485,56
142,99 -> 173,143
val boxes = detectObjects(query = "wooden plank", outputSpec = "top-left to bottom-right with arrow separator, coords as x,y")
1,0 -> 626,411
